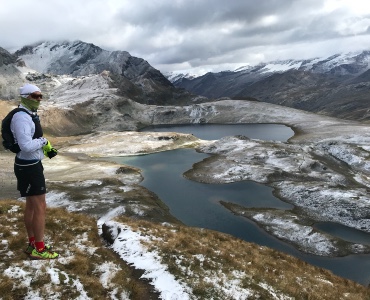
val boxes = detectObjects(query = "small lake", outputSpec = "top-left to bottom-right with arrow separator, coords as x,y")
141,123 -> 294,141
109,124 -> 370,286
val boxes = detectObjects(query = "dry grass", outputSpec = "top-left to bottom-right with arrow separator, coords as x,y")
116,216 -> 370,300
0,200 -> 154,300
1,199 -> 369,299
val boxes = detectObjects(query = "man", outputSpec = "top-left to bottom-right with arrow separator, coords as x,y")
11,83 -> 59,259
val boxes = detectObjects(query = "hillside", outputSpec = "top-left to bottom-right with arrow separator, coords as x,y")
1,200 -> 369,300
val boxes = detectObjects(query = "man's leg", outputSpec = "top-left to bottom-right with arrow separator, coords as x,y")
24,196 -> 35,239
25,194 -> 46,245
26,194 -> 58,259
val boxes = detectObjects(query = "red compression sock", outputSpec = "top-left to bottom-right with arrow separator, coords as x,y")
29,237 -> 35,246
35,241 -> 45,252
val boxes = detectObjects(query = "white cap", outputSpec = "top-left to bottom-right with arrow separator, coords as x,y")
20,83 -> 41,96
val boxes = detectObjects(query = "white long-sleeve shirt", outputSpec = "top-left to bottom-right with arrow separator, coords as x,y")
10,105 -> 47,161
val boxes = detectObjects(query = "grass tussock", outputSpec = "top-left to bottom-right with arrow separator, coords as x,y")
116,216 -> 370,300
0,200 -> 152,300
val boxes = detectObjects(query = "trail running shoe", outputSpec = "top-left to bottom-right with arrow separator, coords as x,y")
29,248 -> 59,260
24,243 -> 52,255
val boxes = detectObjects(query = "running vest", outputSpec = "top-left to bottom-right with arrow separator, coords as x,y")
1,108 -> 43,153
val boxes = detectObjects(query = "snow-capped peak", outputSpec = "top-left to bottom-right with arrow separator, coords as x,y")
260,60 -> 303,73
164,71 -> 197,83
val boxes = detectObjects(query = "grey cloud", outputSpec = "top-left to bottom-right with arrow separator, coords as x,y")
1,0 -> 370,74
113,0 -> 333,63
115,0 -> 302,31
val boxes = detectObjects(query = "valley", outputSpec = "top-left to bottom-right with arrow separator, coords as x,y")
1,97 -> 370,285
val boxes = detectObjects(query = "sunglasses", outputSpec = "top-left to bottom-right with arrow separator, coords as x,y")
29,93 -> 43,100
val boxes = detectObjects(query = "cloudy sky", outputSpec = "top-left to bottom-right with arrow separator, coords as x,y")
2,0 -> 370,75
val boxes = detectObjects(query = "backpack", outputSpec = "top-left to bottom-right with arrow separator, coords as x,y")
1,108 -> 43,153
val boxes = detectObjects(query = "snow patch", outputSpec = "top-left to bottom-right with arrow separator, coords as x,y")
106,221 -> 192,300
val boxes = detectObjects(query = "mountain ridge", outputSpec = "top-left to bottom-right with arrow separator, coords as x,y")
169,51 -> 370,121
169,51 -> 370,83
0,40 -> 207,106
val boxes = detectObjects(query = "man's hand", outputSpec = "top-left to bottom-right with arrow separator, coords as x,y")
42,140 -> 58,159
46,148 -> 58,159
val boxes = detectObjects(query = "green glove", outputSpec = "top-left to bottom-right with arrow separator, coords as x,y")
42,141 -> 58,159
42,140 -> 52,153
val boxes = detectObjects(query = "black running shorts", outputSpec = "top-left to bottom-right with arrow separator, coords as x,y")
14,161 -> 46,197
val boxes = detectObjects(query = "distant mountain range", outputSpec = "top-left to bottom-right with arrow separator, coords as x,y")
2,40 -> 370,121
168,52 -> 370,121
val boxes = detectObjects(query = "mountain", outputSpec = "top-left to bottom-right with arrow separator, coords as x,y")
0,47 -> 17,66
170,52 -> 370,121
236,69 -> 370,120
0,47 -> 26,99
0,41 -> 209,136
171,67 -> 269,99
9,40 -> 206,105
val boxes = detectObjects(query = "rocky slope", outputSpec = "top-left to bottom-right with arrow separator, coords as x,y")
16,40 -> 210,105
0,47 -> 25,99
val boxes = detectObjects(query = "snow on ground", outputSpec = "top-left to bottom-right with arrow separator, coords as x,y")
103,220 -> 192,300
1,206 -> 131,298
47,73 -> 118,108
0,202 -> 311,299
275,181 -> 370,233
252,212 -> 337,256
98,213 -> 295,300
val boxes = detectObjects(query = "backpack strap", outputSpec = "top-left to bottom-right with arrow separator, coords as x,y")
30,112 -> 43,139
